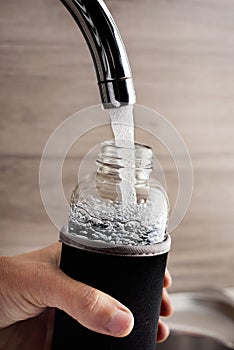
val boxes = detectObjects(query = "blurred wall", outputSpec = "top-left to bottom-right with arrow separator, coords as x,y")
0,0 -> 234,292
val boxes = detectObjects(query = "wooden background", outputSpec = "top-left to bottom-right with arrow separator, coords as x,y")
0,0 -> 234,293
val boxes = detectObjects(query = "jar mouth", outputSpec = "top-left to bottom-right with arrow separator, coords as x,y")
96,140 -> 153,169
101,140 -> 152,151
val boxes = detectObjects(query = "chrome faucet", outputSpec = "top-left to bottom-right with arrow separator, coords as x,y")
60,0 -> 136,108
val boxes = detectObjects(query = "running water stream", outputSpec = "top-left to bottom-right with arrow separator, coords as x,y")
108,105 -> 137,207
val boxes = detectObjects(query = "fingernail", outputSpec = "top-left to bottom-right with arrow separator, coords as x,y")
106,309 -> 133,336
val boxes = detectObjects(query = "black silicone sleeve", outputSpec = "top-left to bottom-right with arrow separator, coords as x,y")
51,242 -> 168,350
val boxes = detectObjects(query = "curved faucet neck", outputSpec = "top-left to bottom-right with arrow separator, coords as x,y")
60,0 -> 136,108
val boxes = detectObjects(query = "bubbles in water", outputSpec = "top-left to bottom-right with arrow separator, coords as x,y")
68,193 -> 168,246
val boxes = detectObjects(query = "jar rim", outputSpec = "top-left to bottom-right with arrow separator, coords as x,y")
101,139 -> 152,151
97,139 -> 153,169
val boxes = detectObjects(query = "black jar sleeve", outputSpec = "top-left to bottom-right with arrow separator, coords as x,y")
51,239 -> 169,350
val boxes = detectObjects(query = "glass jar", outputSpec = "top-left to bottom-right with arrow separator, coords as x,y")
68,140 -> 169,246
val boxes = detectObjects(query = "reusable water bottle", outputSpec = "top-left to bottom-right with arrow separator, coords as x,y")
51,140 -> 171,350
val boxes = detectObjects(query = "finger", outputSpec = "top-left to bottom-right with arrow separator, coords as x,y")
35,266 -> 134,338
163,268 -> 172,288
16,243 -> 62,266
160,288 -> 174,317
157,319 -> 170,343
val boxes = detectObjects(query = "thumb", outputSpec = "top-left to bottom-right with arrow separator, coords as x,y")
39,266 -> 134,338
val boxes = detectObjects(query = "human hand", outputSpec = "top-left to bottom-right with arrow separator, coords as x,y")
157,267 -> 174,343
0,242 -> 173,346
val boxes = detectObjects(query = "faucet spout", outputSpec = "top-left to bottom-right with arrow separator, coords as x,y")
60,0 -> 136,108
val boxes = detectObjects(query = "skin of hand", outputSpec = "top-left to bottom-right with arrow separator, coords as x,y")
0,242 -> 173,345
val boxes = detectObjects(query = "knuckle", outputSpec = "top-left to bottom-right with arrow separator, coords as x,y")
80,287 -> 101,315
